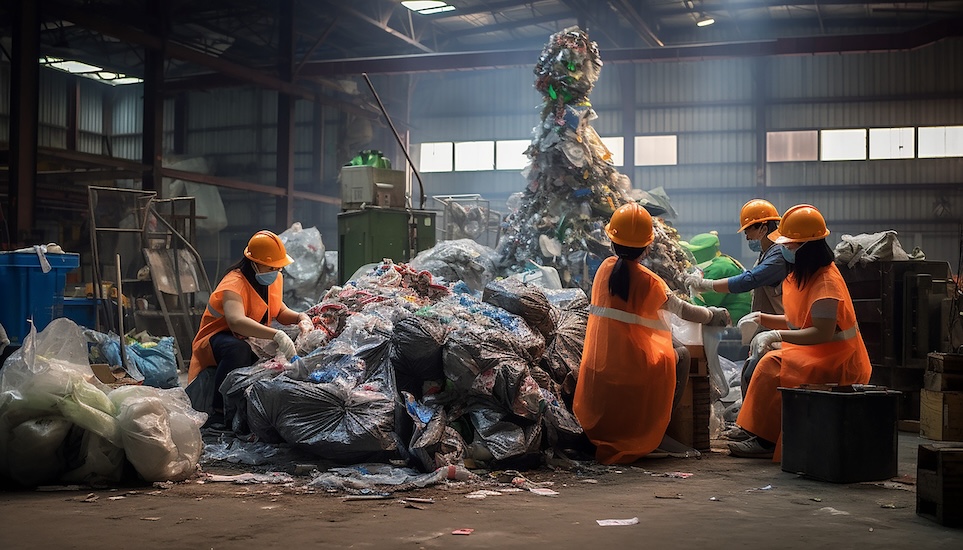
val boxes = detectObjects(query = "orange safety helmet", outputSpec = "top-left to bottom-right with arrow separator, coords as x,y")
738,199 -> 781,232
605,202 -> 654,248
244,230 -> 294,268
768,204 -> 830,244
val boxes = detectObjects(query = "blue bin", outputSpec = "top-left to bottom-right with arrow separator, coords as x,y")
63,297 -> 100,329
0,251 -> 80,346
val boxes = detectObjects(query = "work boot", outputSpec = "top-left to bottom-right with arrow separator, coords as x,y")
723,426 -> 753,442
727,436 -> 775,459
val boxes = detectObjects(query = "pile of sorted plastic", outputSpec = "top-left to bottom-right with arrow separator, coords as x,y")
496,26 -> 693,294
0,319 -> 206,487
217,260 -> 588,474
409,239 -> 500,292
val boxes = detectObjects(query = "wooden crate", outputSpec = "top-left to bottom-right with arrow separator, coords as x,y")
666,375 -> 710,452
925,353 -> 963,392
920,389 -> 963,441
917,444 -> 963,527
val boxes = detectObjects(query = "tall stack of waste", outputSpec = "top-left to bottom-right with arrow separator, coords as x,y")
497,27 -> 692,293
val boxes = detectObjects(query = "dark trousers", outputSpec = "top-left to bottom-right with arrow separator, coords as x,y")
209,331 -> 256,410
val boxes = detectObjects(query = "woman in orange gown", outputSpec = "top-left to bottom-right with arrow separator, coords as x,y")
729,204 -> 872,459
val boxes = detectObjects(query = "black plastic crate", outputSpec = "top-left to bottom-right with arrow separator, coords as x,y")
780,385 -> 900,483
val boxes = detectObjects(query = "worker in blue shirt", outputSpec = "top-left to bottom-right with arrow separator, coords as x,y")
685,199 -> 789,403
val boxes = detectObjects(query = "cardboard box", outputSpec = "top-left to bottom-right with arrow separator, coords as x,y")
90,363 -> 141,387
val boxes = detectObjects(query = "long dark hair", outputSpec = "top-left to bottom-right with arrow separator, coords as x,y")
608,243 -> 647,302
224,257 -> 256,280
787,238 -> 834,288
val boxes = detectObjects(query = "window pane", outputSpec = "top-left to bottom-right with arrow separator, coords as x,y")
766,130 -> 817,162
454,141 -> 495,171
919,126 -> 963,158
821,129 -> 866,161
418,142 -> 453,172
599,137 -> 623,166
634,135 -> 677,166
495,140 -> 530,170
869,128 -> 914,159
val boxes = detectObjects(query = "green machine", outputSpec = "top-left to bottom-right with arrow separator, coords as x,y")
337,208 -> 436,283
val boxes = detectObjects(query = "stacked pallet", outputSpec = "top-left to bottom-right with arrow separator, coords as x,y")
921,353 -> 963,441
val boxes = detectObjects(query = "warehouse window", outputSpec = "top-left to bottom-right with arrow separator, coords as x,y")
918,126 -> 963,158
869,127 -> 915,159
495,140 -> 530,170
600,137 -> 624,166
454,141 -> 495,171
634,135 -> 677,166
766,130 -> 817,162
418,142 -> 453,172
821,129 -> 867,161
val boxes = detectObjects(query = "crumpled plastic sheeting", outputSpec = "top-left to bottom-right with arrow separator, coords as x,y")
833,230 -> 923,268
109,385 -> 206,482
247,376 -> 398,464
468,406 -> 542,462
482,278 -> 556,341
221,364 -> 285,435
279,222 -> 335,311
543,305 -> 588,396
307,463 -> 452,494
390,316 -> 447,397
409,239 -> 499,292
202,436 -> 282,466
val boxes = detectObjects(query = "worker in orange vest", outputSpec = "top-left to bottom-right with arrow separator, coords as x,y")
574,203 -> 730,464
728,205 -> 872,459
188,230 -> 311,427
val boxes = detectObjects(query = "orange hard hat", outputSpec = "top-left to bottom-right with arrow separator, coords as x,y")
244,230 -> 293,268
738,199 -> 781,232
768,204 -> 830,244
605,202 -> 654,248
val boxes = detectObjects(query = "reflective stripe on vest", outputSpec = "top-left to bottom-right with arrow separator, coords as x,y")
589,304 -> 670,332
786,322 -> 858,341
206,303 -> 224,319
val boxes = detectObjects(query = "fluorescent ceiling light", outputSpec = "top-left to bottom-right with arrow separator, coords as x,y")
40,56 -> 143,86
402,1 -> 455,15
696,16 -> 715,27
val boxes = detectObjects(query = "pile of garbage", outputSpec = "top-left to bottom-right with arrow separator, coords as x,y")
0,319 -> 206,487
496,27 -> 693,294
213,260 -> 588,473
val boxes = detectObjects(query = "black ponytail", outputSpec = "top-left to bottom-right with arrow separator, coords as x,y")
608,243 -> 647,302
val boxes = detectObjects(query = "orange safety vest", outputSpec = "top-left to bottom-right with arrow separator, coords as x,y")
573,257 -> 676,464
188,269 -> 284,382
737,262 -> 872,460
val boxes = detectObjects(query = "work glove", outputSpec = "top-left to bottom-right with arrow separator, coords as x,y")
738,311 -> 763,345
751,330 -> 782,356
297,315 -> 314,335
273,330 -> 297,360
706,306 -> 731,327
685,274 -> 714,292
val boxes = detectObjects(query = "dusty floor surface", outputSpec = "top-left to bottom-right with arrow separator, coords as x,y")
2,433 -> 961,549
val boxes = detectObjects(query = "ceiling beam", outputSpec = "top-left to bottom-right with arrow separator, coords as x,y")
45,3 -> 376,118
607,0 -> 663,47
300,16 -> 963,76
318,1 -> 434,53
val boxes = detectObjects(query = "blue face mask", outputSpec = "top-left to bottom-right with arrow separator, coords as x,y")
255,269 -> 279,286
748,239 -> 762,253
780,245 -> 799,264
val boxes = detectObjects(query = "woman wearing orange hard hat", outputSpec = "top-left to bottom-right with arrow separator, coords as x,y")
574,202 -> 731,463
187,230 -> 311,428
727,204 -> 872,460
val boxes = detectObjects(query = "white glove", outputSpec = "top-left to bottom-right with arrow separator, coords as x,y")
298,317 -> 314,334
273,330 -> 297,360
706,306 -> 731,327
751,330 -> 782,356
685,274 -> 714,292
